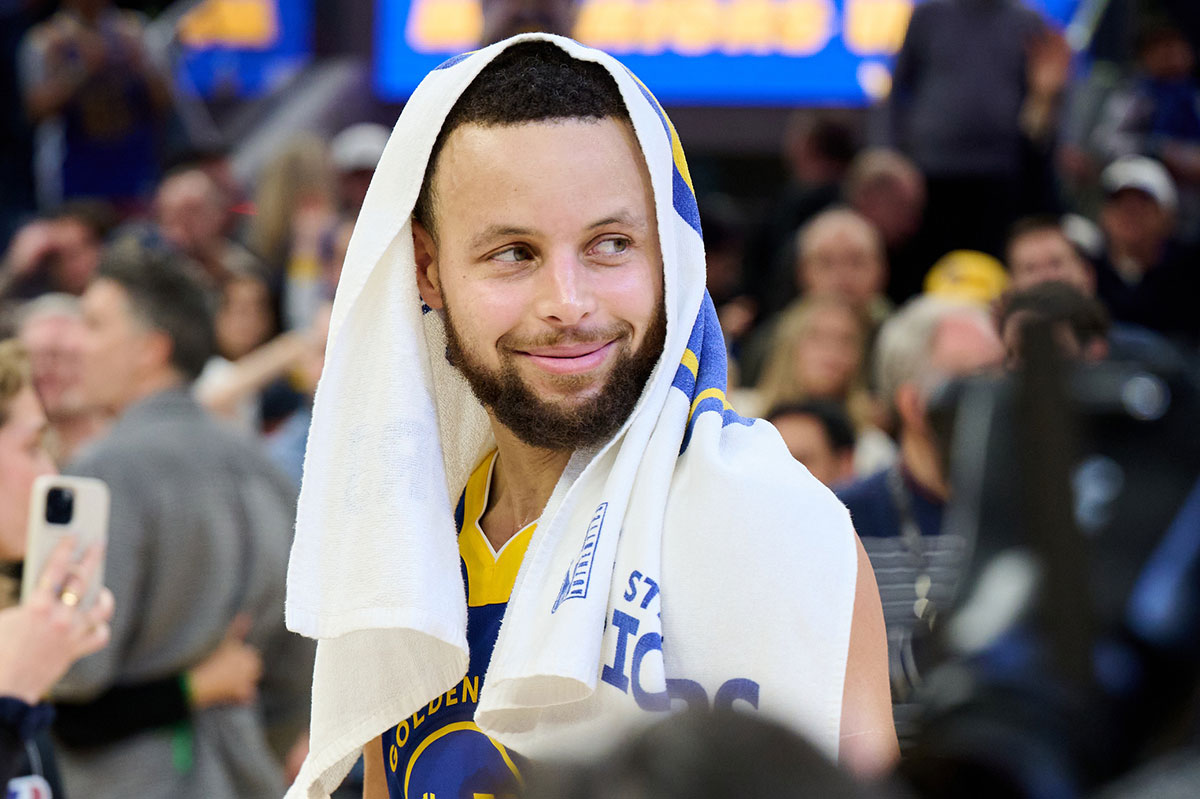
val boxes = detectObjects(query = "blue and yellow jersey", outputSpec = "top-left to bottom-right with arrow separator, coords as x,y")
382,451 -> 532,799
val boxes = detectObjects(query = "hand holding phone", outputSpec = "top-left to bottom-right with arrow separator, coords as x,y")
21,475 -> 109,610
0,537 -> 113,703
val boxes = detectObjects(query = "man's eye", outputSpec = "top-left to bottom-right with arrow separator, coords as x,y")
593,238 -> 630,256
492,246 -> 533,263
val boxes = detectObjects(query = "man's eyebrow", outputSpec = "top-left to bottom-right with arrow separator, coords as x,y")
469,225 -> 537,251
588,211 -> 646,230
469,212 -> 648,251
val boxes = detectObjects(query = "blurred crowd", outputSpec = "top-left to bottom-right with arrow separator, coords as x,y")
0,0 -> 1199,797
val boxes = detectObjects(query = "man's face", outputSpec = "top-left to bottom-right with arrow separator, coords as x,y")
20,313 -> 90,421
51,219 -> 101,295
1101,189 -> 1173,257
798,225 -> 885,312
929,314 -> 1005,382
856,176 -> 925,247
1008,229 -> 1094,294
772,412 -> 852,488
79,279 -> 150,415
157,172 -> 227,257
794,303 -> 863,398
216,276 -> 274,360
416,118 -> 665,451
0,387 -> 55,560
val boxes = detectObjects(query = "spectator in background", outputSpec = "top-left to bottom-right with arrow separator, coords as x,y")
754,296 -> 870,418
737,208 -> 889,387
1005,214 -> 1182,364
0,337 -> 113,796
751,295 -> 894,475
213,270 -> 277,364
744,110 -> 859,320
844,149 -> 932,305
1093,156 -> 1200,345
155,167 -> 261,288
1,201 -> 112,300
794,208 -> 891,328
766,400 -> 857,489
1006,214 -> 1097,294
836,296 -> 1004,745
193,267 -> 282,433
883,0 -> 1068,258
18,0 -> 171,211
329,122 -> 390,220
251,135 -> 338,330
17,294 -> 106,463
997,281 -> 1111,368
1092,24 -> 1200,238
56,244 -> 313,799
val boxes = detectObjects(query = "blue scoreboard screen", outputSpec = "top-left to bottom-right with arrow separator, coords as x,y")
374,0 -> 1082,105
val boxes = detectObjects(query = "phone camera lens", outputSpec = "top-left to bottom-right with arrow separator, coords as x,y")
45,487 -> 74,525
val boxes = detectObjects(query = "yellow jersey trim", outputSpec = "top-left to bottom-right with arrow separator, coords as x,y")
460,451 -> 536,608
402,720 -> 523,798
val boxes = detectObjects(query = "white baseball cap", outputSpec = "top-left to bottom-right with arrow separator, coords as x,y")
1100,155 -> 1178,212
330,123 -> 391,173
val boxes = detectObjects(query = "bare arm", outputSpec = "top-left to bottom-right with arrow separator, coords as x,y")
363,734 -> 387,799
838,536 -> 899,779
196,331 -> 309,418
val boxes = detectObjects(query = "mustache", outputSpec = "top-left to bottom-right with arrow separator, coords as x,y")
498,322 -> 633,352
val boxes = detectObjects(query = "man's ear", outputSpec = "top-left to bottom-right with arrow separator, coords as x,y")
140,327 -> 175,377
413,220 -> 443,310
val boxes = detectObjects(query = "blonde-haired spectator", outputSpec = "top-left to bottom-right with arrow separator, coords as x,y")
747,295 -> 894,475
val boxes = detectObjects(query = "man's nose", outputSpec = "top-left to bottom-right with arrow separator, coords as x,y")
534,250 -> 596,327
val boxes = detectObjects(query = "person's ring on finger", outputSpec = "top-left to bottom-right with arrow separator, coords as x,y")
57,572 -> 86,609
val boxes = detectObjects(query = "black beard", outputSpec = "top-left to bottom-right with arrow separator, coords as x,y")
443,301 -> 667,451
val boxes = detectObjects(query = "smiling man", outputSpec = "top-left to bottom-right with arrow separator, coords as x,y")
285,37 -> 895,799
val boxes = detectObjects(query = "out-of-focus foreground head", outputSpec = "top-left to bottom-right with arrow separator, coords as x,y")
0,341 -> 54,561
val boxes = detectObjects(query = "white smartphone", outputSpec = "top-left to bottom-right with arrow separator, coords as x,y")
20,475 -> 109,609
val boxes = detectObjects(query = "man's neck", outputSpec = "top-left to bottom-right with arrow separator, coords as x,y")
114,371 -> 185,417
51,412 -> 108,464
480,423 -> 571,552
899,430 -> 948,502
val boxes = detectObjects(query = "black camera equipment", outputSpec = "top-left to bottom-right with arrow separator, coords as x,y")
899,323 -> 1200,799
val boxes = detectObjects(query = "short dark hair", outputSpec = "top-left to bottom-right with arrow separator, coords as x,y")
997,281 -> 1110,349
765,400 -> 857,454
1005,215 -> 1066,261
413,41 -> 630,235
96,243 -> 215,382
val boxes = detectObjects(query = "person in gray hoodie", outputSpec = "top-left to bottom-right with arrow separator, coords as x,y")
54,244 -> 313,799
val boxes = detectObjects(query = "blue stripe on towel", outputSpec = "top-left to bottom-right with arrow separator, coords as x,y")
626,75 -> 703,237
434,51 -> 474,71
673,293 -> 754,454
